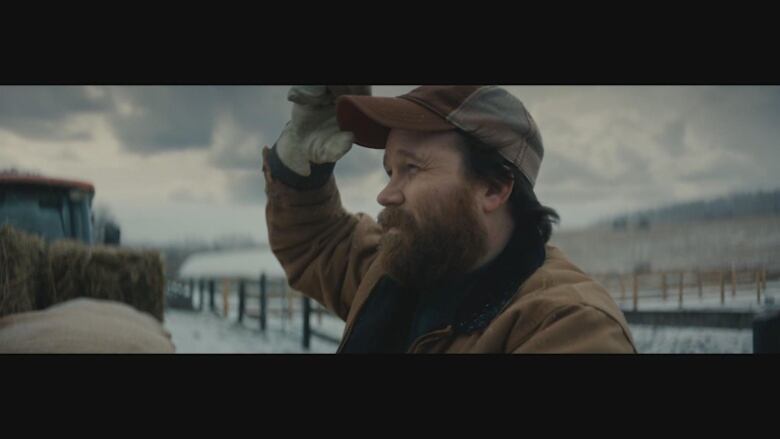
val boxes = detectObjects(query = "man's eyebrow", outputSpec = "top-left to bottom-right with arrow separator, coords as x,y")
384,149 -> 423,169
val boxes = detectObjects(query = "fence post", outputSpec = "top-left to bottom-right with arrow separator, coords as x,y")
697,270 -> 703,299
288,286 -> 294,319
259,273 -> 267,331
619,274 -> 626,302
753,310 -> 780,353
198,278 -> 204,311
302,296 -> 311,350
757,270 -> 762,304
678,272 -> 684,309
763,268 -> 767,291
280,280 -> 286,332
731,263 -> 737,297
661,272 -> 667,301
632,273 -> 638,311
222,279 -> 230,318
209,279 -> 215,313
238,279 -> 245,324
720,271 -> 725,305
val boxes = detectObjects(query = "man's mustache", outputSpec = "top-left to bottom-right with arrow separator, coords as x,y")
377,207 -> 415,231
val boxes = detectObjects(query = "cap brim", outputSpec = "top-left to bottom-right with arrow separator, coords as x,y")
336,95 -> 455,149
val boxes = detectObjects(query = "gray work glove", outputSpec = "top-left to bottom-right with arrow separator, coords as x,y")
276,85 -> 372,177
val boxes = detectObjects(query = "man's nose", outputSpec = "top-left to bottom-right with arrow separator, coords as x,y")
377,180 -> 404,207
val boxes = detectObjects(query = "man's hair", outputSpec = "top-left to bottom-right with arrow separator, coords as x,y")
455,134 -> 560,244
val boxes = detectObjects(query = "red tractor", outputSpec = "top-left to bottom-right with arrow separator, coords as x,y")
0,171 -> 119,245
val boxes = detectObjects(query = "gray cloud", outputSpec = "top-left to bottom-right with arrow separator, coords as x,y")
539,149 -> 613,187
516,86 -> 780,221
225,171 -> 267,205
536,147 -> 655,210
654,120 -> 687,156
688,86 -> 780,166
209,141 -> 265,170
104,86 -> 221,153
0,85 -> 403,170
0,86 -> 109,141
612,144 -> 655,183
0,151 -> 18,168
53,148 -> 82,162
208,119 -> 266,170
4,85 -> 780,237
205,86 -> 291,170
168,188 -> 217,204
82,86 -> 289,158
334,144 -> 385,182
214,86 -> 290,138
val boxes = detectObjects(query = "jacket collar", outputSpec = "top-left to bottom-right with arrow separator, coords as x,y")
430,226 -> 546,334
339,227 -> 546,353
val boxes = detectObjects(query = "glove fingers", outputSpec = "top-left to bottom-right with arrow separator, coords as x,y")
327,85 -> 372,98
311,130 -> 354,164
280,85 -> 369,172
288,85 -> 331,106
289,85 -> 372,107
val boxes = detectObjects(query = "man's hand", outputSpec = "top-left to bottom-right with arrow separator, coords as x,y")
276,85 -> 372,176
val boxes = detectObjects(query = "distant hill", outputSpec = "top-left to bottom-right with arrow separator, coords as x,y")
605,189 -> 780,229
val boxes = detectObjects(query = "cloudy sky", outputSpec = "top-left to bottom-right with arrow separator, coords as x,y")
2,85 -> 779,245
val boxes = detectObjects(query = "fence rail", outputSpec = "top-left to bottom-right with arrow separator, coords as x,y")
170,266 -> 779,353
592,267 -> 770,311
172,273 -> 342,350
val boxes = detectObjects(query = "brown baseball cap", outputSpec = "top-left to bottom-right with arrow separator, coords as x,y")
336,85 -> 544,186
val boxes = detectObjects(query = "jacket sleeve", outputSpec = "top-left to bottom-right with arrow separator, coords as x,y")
262,146 -> 382,321
512,304 -> 637,353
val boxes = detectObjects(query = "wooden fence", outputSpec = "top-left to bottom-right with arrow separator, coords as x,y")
175,274 -> 340,350
592,267 -> 770,311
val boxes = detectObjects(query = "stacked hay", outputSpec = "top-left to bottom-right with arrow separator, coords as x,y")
0,225 -> 48,318
0,225 -> 165,322
47,240 -> 166,322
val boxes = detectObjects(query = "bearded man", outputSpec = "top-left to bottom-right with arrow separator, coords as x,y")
262,85 -> 636,353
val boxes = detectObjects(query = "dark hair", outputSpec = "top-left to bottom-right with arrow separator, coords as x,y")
456,135 -> 560,244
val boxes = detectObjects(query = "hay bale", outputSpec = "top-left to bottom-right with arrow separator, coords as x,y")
0,225 -> 165,322
0,225 -> 48,318
47,240 -> 166,322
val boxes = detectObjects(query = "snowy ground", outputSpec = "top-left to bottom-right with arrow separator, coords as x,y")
162,277 -> 774,354
629,325 -> 753,353
605,283 -> 772,353
164,308 -> 345,354
163,306 -> 758,354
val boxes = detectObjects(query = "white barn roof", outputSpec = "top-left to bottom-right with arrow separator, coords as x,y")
178,247 -> 286,279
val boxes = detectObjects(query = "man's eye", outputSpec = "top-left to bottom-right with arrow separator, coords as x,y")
384,164 -> 417,178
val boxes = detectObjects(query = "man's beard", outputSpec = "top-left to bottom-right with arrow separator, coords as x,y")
376,184 -> 488,292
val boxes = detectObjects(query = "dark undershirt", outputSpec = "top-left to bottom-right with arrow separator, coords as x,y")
402,224 -> 544,349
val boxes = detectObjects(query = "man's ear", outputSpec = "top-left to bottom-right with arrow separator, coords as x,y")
479,176 -> 514,214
